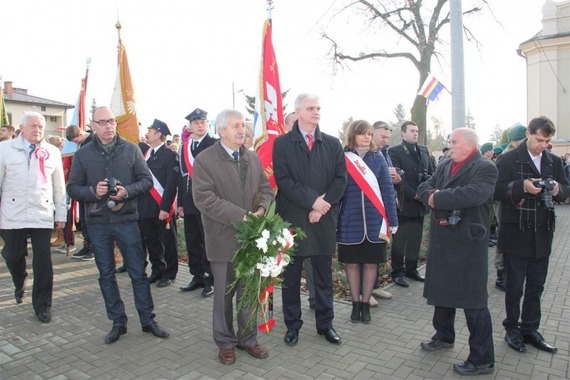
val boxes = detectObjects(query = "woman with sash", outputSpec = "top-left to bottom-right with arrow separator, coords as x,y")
337,120 -> 399,324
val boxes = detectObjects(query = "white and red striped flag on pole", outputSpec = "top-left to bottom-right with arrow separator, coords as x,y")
253,16 -> 284,190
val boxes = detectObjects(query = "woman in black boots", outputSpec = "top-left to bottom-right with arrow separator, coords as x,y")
336,120 -> 399,324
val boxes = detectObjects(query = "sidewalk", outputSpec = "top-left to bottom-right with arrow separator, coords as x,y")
1,205 -> 568,379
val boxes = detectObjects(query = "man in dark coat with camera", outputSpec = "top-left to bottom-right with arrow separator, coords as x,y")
274,93 -> 347,346
67,106 -> 169,344
495,116 -> 569,354
417,128 -> 497,376
388,121 -> 435,287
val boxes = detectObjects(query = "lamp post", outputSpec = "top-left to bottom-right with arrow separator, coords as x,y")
232,81 -> 243,109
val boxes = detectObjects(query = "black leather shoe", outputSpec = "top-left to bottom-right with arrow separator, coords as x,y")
318,328 -> 342,344
505,329 -> 526,352
148,273 -> 162,284
156,278 -> 174,288
393,276 -> 409,287
115,265 -> 127,273
420,338 -> 454,351
201,285 -> 214,297
405,271 -> 425,282
180,277 -> 204,291
284,329 -> 299,346
453,361 -> 494,375
105,326 -> 127,344
142,322 -> 169,338
15,289 -> 25,304
522,331 -> 558,353
37,310 -> 51,323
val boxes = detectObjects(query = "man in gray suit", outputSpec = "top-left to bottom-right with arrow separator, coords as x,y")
192,109 -> 274,365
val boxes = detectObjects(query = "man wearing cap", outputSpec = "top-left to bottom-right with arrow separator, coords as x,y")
178,108 -> 217,297
494,124 -> 528,291
480,143 -> 494,160
138,119 -> 179,288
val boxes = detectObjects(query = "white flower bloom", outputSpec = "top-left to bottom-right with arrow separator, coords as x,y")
255,237 -> 268,253
282,228 -> 295,246
261,229 -> 270,239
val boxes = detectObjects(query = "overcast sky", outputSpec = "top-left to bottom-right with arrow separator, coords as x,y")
1,0 -> 546,142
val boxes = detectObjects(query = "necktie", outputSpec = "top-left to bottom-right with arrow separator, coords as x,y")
29,144 -> 36,159
232,151 -> 239,161
149,149 -> 155,159
191,140 -> 199,153
307,134 -> 314,151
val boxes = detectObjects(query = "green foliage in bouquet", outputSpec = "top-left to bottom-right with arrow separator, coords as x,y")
229,201 -> 305,332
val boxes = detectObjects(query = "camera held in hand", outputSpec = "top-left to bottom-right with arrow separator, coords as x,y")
417,169 -> 431,183
533,177 -> 556,209
396,168 -> 405,179
106,177 -> 122,197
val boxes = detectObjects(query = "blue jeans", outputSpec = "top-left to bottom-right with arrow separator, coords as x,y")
87,221 -> 155,327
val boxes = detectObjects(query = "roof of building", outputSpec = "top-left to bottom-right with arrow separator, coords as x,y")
4,88 -> 74,109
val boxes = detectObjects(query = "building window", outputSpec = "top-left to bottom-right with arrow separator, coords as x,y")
41,106 -> 47,111
49,116 -> 57,122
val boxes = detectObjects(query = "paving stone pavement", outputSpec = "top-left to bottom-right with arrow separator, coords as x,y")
1,205 -> 569,379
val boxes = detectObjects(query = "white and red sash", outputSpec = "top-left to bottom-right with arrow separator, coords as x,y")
181,141 -> 194,178
344,151 -> 390,242
148,171 -> 175,223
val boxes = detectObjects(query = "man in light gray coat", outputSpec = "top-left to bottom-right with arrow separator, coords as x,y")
192,109 -> 273,365
0,112 -> 67,323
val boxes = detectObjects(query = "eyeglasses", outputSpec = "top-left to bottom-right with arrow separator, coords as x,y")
93,118 -> 117,126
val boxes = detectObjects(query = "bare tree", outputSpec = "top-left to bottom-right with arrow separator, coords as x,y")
323,0 -> 488,145
338,116 -> 354,145
489,122 -> 503,144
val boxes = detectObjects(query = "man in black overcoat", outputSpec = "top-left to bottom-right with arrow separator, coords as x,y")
273,93 -> 347,346
178,108 -> 218,297
388,121 -> 435,287
417,127 -> 497,376
495,116 -> 569,354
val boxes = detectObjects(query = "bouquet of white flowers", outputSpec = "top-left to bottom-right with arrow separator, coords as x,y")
230,201 -> 305,333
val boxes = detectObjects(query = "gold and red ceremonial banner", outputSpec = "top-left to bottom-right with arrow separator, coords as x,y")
111,40 -> 139,144
253,20 -> 284,190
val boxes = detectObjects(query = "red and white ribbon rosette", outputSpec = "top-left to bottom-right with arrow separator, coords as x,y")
34,147 -> 50,193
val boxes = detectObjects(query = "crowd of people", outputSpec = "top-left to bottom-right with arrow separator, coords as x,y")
1,97 -> 569,375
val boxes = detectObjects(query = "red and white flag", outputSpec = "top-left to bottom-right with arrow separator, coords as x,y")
253,20 -> 284,190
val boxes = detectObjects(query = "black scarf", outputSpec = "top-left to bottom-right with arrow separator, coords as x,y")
514,143 -> 555,232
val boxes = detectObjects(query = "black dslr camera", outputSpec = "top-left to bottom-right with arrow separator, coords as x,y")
417,169 -> 431,183
106,178 -> 122,196
533,178 -> 556,209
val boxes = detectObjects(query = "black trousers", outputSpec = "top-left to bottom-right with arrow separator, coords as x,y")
282,255 -> 334,331
1,228 -> 53,314
391,215 -> 423,278
139,218 -> 167,276
161,219 -> 178,280
503,253 -> 549,334
432,306 -> 494,365
183,213 -> 212,285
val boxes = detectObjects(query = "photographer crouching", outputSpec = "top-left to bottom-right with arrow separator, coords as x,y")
495,116 -> 569,354
416,127 -> 498,375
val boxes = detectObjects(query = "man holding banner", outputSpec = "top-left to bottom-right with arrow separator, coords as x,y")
139,119 -> 179,288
